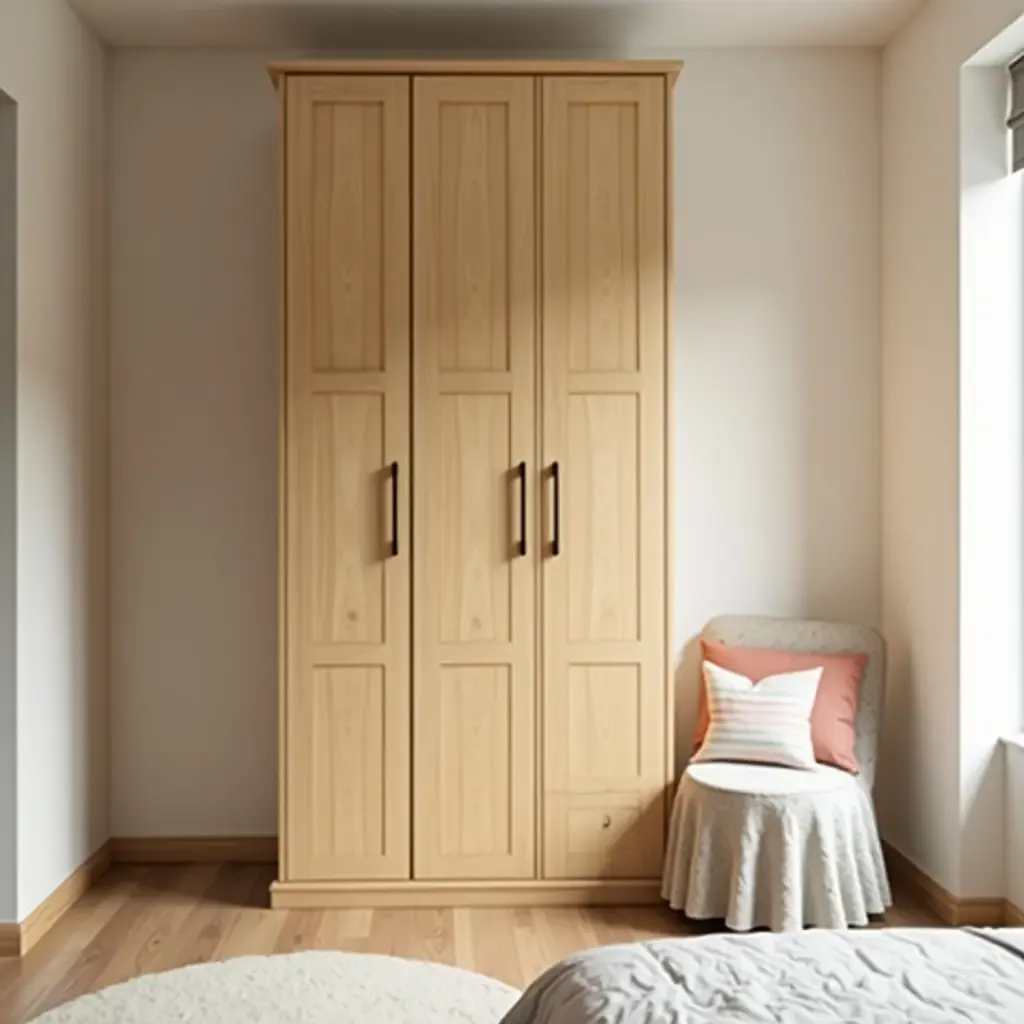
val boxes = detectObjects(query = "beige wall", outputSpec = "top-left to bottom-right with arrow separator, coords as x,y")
0,0 -> 108,921
109,48 -> 882,836
671,50 -> 880,760
110,51 -> 279,835
881,0 -> 1024,898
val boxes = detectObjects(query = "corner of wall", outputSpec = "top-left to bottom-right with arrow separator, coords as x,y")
4,0 -> 112,921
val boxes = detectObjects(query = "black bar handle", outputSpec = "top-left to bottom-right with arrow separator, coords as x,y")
390,461 -> 399,557
552,461 -> 561,557
517,461 -> 527,557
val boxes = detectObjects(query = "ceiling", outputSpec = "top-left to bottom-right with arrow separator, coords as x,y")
67,0 -> 926,49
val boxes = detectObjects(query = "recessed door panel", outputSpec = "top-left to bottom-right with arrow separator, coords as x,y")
284,76 -> 410,881
541,76 -> 667,880
414,76 -> 537,880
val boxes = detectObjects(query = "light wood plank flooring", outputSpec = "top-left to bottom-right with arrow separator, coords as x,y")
0,864 -> 942,1024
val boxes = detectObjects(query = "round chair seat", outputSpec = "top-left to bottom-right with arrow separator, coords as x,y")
686,761 -> 854,797
661,762 -> 891,932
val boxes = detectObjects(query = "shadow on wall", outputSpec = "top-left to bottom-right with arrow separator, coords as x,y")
159,3 -> 651,51
673,638 -> 701,774
110,57 -> 283,834
872,598 -> 914,865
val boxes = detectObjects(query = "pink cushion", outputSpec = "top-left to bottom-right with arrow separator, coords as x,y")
692,639 -> 867,774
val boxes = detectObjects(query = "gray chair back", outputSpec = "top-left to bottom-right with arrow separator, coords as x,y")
700,615 -> 886,790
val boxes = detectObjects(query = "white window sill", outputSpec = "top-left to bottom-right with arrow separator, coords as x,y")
1003,735 -> 1024,753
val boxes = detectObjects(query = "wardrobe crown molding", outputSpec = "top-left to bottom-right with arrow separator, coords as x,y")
267,58 -> 683,88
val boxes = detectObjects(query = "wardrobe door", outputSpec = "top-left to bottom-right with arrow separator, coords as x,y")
413,76 -> 537,880
541,76 -> 668,880
284,76 -> 411,881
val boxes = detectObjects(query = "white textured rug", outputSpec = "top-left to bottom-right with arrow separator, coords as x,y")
31,951 -> 522,1024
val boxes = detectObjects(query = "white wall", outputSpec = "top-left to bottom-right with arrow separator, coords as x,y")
672,49 -> 881,756
881,0 -> 1024,898
0,0 -> 109,920
109,48 -> 882,835
959,63 -> 1024,901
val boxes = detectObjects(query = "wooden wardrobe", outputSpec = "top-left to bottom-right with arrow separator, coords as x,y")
270,59 -> 680,908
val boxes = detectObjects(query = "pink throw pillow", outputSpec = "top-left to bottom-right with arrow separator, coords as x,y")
692,639 -> 867,774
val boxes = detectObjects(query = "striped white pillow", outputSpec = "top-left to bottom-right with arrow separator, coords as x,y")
693,661 -> 823,770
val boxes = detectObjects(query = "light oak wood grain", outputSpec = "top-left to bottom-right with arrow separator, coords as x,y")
284,75 -> 411,882
541,76 -> 668,882
275,63 -> 679,902
413,77 -> 537,882
0,863 -> 945,1022
0,926 -> 19,959
270,879 -> 662,908
268,60 -> 683,88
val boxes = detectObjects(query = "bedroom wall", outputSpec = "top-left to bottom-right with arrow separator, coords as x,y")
880,0 -> 1024,899
0,0 -> 109,921
109,48 -> 881,835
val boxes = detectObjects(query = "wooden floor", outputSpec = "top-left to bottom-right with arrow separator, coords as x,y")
0,864 -> 942,1024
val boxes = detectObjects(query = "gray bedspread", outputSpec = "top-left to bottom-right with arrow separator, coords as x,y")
500,928 -> 1024,1023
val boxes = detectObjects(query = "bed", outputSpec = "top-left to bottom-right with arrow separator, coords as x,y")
499,929 -> 1024,1023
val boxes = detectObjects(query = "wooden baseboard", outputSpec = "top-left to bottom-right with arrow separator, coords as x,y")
882,842 -> 1008,927
1006,901 -> 1024,926
270,879 -> 662,909
0,841 -> 112,958
111,836 -> 278,864
20,841 -> 113,954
